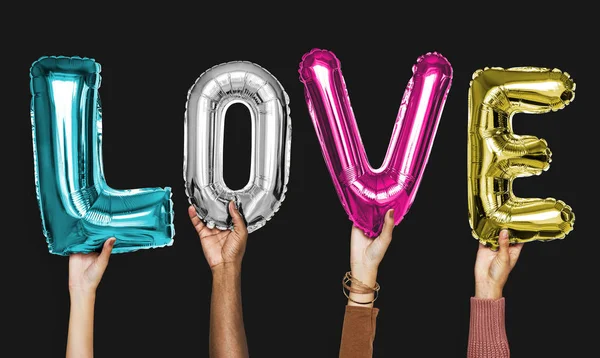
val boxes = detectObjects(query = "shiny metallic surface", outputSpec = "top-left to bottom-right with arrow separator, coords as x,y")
30,56 -> 174,255
299,49 -> 452,237
184,61 -> 291,233
468,66 -> 576,249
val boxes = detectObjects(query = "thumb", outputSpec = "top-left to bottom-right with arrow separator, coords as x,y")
496,230 -> 510,265
96,237 -> 116,270
229,201 -> 248,237
375,209 -> 395,249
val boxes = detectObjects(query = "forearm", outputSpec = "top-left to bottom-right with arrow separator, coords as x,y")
66,291 -> 96,358
209,264 -> 249,358
475,281 -> 502,300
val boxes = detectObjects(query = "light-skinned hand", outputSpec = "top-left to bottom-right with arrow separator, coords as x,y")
350,209 -> 396,279
348,209 -> 395,306
474,229 -> 524,299
68,237 -> 115,295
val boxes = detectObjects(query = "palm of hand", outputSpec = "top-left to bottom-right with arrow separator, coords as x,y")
350,226 -> 387,270
188,204 -> 248,269
474,247 -> 501,282
475,237 -> 523,286
69,253 -> 102,292
199,228 -> 246,268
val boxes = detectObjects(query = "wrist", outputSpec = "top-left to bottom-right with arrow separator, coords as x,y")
350,264 -> 378,287
347,291 -> 375,307
69,289 -> 96,304
475,284 -> 503,299
211,262 -> 242,278
346,267 -> 379,308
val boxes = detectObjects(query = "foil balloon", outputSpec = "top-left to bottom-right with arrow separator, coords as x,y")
467,66 -> 576,249
30,56 -> 175,255
298,49 -> 452,237
184,61 -> 291,233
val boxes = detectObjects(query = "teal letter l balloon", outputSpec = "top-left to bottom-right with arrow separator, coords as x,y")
30,56 -> 174,255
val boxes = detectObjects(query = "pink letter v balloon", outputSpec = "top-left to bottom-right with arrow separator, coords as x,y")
298,49 -> 453,237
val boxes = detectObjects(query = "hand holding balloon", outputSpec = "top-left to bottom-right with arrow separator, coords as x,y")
188,201 -> 248,271
347,209 -> 396,307
189,202 -> 250,358
351,210 -> 396,277
474,230 -> 523,299
66,238 -> 115,358
68,237 -> 115,295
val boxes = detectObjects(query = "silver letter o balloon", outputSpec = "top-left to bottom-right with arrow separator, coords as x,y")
184,61 -> 291,233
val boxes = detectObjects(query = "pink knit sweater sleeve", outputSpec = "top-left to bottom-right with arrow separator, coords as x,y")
467,297 -> 510,358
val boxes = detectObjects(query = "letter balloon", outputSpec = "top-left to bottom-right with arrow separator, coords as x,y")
30,56 -> 175,255
467,66 -> 575,249
298,49 -> 452,237
184,61 -> 291,233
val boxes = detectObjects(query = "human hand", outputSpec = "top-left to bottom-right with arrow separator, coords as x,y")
474,229 -> 524,299
68,238 -> 115,296
350,209 -> 396,279
347,209 -> 395,306
188,201 -> 248,272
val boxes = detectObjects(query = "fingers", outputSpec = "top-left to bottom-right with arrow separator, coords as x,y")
96,237 -> 115,270
508,243 -> 524,268
229,201 -> 248,237
497,229 -> 510,264
190,203 -> 247,238
476,242 -> 487,255
375,209 -> 395,249
188,205 -> 206,235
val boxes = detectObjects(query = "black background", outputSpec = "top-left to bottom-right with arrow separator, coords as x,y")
5,8 -> 595,358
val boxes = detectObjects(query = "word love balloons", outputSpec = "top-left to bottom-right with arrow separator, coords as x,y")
299,49 -> 453,237
184,62 -> 292,233
30,56 -> 174,255
467,66 -> 576,249
30,53 -> 576,254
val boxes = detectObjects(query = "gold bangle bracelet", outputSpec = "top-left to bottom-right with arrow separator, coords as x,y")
342,271 -> 380,304
342,285 -> 379,304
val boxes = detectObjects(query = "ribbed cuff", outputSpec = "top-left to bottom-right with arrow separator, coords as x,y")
469,297 -> 507,342
467,297 -> 510,358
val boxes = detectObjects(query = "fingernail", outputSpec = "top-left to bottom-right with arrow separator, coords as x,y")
110,238 -> 116,246
388,209 -> 395,219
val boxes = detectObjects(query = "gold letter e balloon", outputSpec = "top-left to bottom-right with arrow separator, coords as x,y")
468,66 -> 575,249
